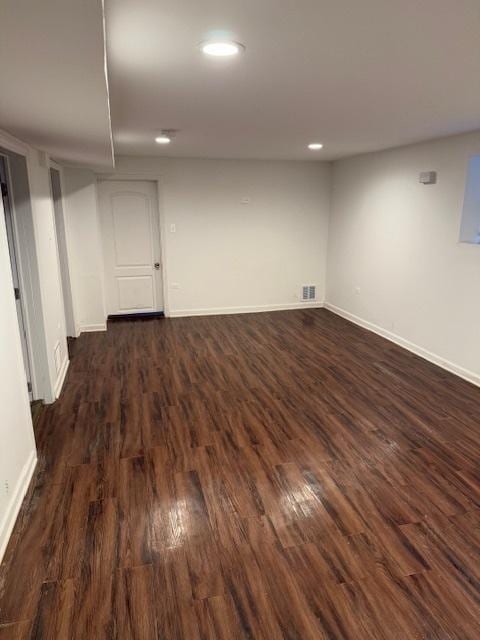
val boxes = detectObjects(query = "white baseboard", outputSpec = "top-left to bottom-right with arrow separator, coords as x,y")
0,450 -> 37,563
169,301 -> 324,318
54,357 -> 69,399
78,323 -> 107,333
325,302 -> 480,388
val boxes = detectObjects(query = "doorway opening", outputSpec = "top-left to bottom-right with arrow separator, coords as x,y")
0,155 -> 34,400
50,166 -> 76,337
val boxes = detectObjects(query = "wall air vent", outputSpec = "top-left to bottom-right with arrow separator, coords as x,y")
301,285 -> 316,301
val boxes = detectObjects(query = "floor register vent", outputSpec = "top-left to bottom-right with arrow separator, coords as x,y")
302,285 -> 316,301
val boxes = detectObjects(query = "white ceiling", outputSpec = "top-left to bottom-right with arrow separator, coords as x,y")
106,0 -> 480,161
0,0 -> 113,168
1,1 -> 478,165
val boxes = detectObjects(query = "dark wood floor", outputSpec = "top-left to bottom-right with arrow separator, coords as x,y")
1,309 -> 479,639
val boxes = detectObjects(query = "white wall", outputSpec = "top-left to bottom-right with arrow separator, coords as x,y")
62,168 -> 106,332
0,194 -> 37,562
327,130 -> 480,384
163,159 -> 330,315
101,156 -> 331,316
27,151 -> 69,399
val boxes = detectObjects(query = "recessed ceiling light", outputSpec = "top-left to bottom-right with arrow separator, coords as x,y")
155,134 -> 171,144
308,143 -> 323,150
201,41 -> 244,57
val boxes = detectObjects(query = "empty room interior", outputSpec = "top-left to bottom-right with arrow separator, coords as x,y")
1,0 -> 480,638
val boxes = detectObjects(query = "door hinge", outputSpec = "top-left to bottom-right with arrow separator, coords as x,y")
14,287 -> 20,300
1,182 -> 7,198
27,381 -> 32,393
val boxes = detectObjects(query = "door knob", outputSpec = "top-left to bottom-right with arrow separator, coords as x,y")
154,262 -> 160,270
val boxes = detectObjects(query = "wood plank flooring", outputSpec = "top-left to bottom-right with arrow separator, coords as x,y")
1,308 -> 480,638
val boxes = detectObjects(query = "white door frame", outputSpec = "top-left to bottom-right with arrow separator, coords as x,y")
0,131 -> 50,401
96,173 -> 169,317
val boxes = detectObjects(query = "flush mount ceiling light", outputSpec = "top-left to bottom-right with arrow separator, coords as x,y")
156,130 -> 177,144
155,133 -> 171,144
200,40 -> 245,57
308,143 -> 324,150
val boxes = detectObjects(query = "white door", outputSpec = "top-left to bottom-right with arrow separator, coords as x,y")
98,180 -> 163,316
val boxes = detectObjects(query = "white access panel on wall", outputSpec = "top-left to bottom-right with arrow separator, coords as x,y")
98,180 -> 163,315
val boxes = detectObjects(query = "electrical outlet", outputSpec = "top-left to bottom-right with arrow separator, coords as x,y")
4,480 -> 9,494
170,224 -> 176,233
171,282 -> 180,290
355,286 -> 361,295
